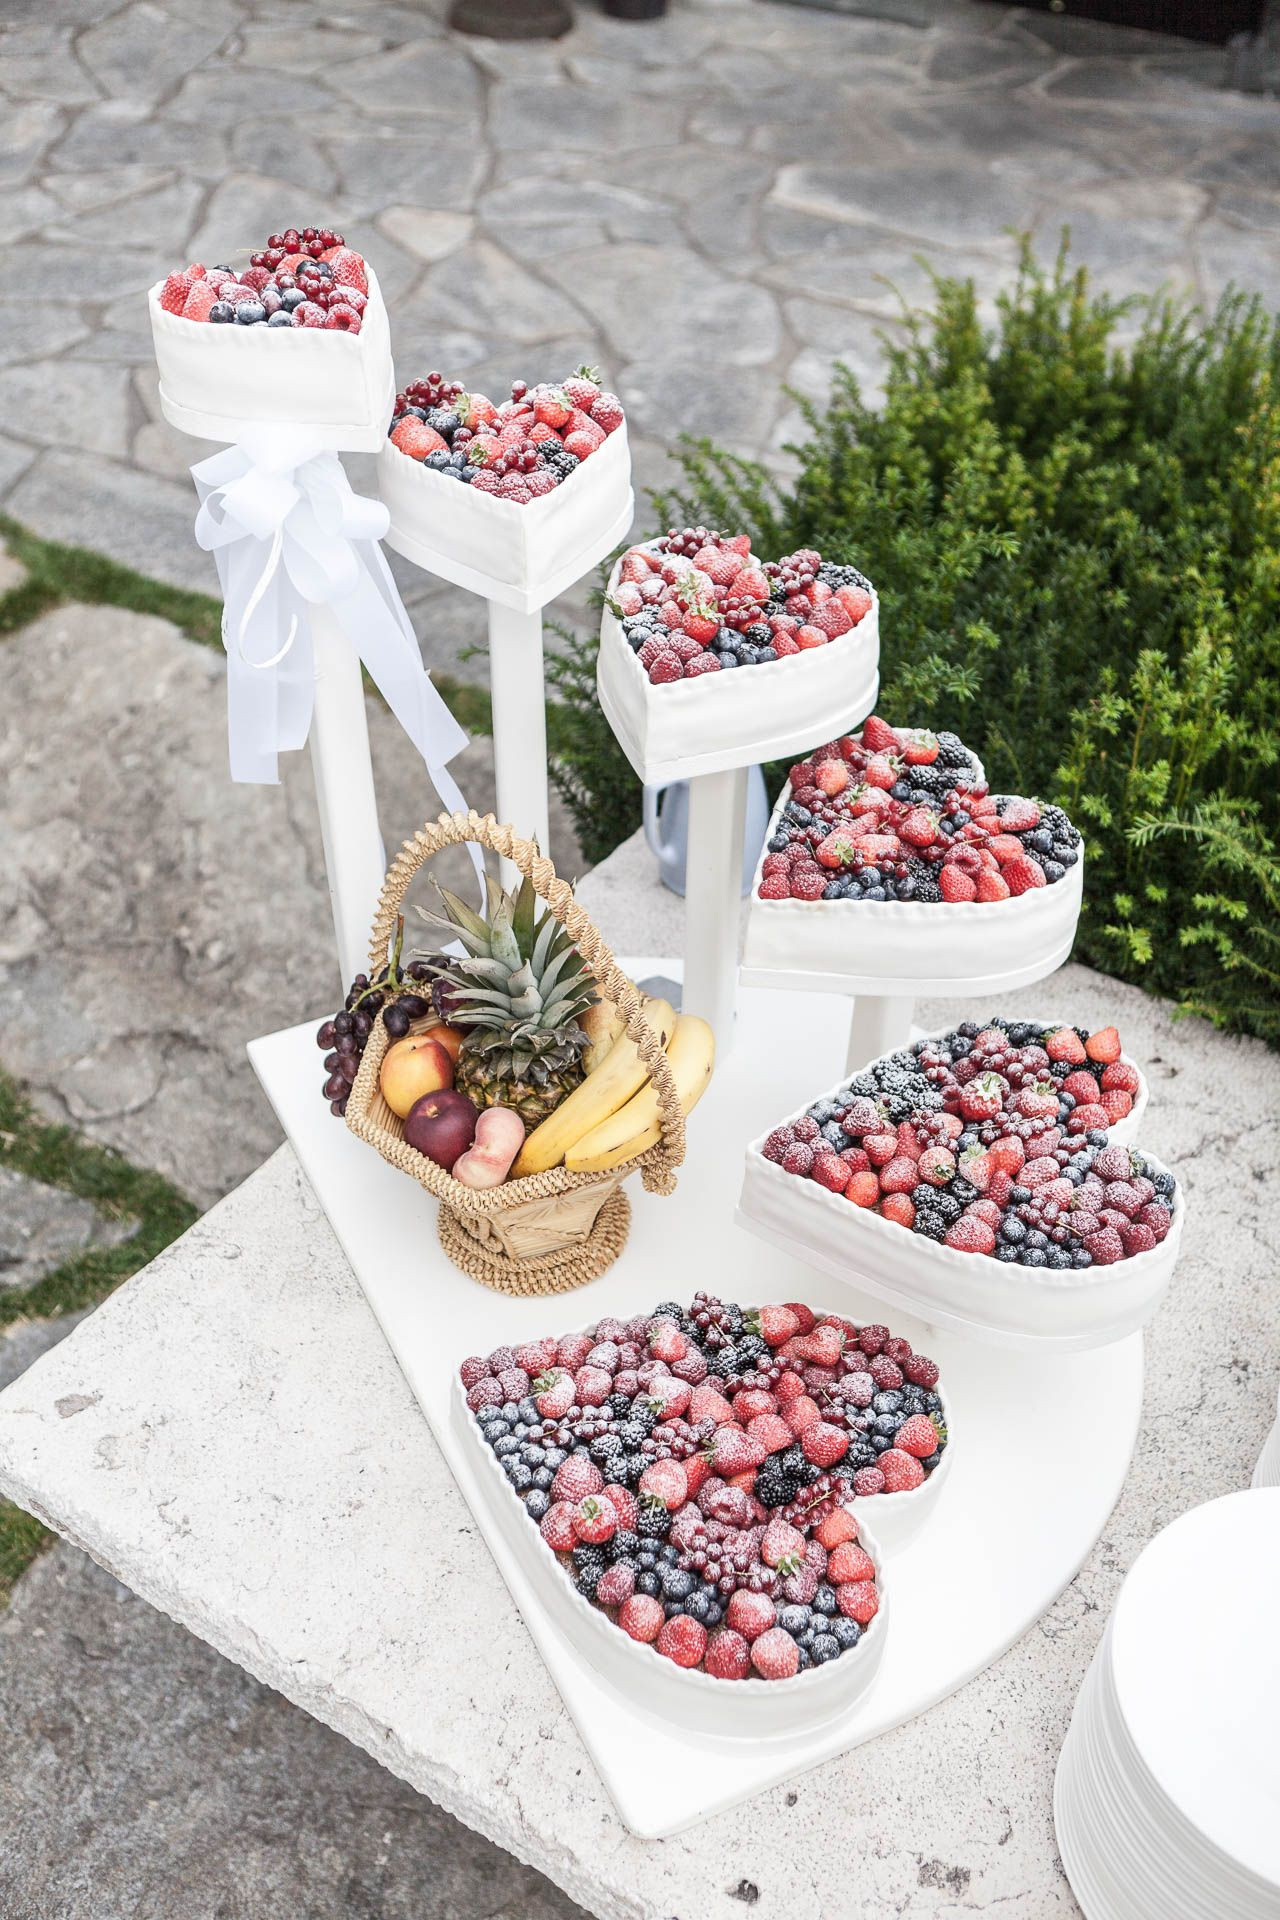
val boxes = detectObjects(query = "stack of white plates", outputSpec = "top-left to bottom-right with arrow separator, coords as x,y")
1055,1489 -> 1280,1920
1252,1383 -> 1280,1490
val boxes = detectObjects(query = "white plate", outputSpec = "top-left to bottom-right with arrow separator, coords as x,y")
741,777 -> 1084,997
380,418 -> 634,613
249,962 -> 1146,1837
148,263 -> 394,452
596,547 -> 880,785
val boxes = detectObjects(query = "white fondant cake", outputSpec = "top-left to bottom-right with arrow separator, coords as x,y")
597,554 -> 881,786
741,779 -> 1084,996
737,1087 -> 1178,1353
379,419 -> 634,614
452,1367 -> 890,1738
148,263 -> 394,451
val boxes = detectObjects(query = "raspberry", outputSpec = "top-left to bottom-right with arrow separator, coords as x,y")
895,1414 -> 941,1458
292,300 -> 327,328
619,1594 -> 665,1643
1139,1201 -> 1172,1240
879,1447 -> 926,1493
751,1626 -> 800,1680
1086,1025 -> 1123,1064
466,1378 -> 502,1411
648,651 -> 684,685
782,1142 -> 815,1176
836,1581 -> 880,1623
687,650 -> 721,676
852,1466 -> 885,1496
1083,1226 -> 1125,1265
1120,1221 -> 1157,1256
791,867 -> 828,902
827,1542 -> 876,1585
459,1355 -> 490,1388
902,1351 -> 940,1389
159,270 -> 190,314
595,1564 -> 635,1609
1003,855 -> 1046,895
762,1126 -> 795,1163
868,1354 -> 903,1391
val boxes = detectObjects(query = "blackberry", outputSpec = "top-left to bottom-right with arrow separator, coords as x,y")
710,1344 -> 744,1381
574,1562 -> 604,1600
735,1333 -> 767,1367
610,1529 -> 640,1563
638,1499 -> 672,1540
572,1544 -> 608,1576
934,731 -> 971,769
844,1073 -> 878,1100
652,1300 -> 685,1324
817,562 -> 871,591
754,1463 -> 789,1509
537,446 -> 579,479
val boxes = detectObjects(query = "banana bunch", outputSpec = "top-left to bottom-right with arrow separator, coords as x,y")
513,994 -> 714,1177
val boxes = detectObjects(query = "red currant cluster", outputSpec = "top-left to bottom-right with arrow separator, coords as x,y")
249,225 -> 343,269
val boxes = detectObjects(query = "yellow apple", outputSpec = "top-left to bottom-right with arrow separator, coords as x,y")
379,1033 -> 454,1119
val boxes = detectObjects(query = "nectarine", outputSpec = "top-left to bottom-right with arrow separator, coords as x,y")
405,1089 -> 478,1171
380,1033 -> 454,1118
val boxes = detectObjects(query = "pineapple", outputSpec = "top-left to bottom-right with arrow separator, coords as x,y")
414,875 -> 597,1128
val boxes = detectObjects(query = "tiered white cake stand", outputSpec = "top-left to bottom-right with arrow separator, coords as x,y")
1055,1490 -> 1280,1920
158,246 -> 1165,1835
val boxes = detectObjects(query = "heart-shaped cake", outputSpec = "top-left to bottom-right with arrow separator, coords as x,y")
148,221 -> 393,448
458,1294 -> 938,1690
739,1019 -> 1184,1348
379,365 -> 634,611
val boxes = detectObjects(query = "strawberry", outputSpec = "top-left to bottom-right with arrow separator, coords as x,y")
939,864 -> 977,902
998,797 -> 1041,832
802,1421 -> 849,1467
1004,855 -> 1047,895
727,1590 -> 776,1641
532,1369 -> 575,1419
846,1170 -> 881,1207
656,1614 -> 707,1668
895,1414 -> 941,1459
648,1319 -> 688,1364
761,1517 -> 806,1571
988,833 -> 1027,866
639,1458 -> 688,1510
836,1581 -> 880,1623
945,1212 -> 997,1254
1100,1088 -> 1134,1124
753,1303 -> 799,1348
1101,1059 -> 1141,1095
318,245 -> 368,294
795,624 -> 828,649
815,1505 -> 859,1552
603,1484 -> 638,1532
704,1425 -> 762,1477
533,386 -> 572,428
861,715 -> 900,753
1086,1025 -> 1123,1064
391,418 -> 447,459
182,278 -> 217,321
836,585 -> 873,623
784,1394 -> 821,1436
574,1364 -> 612,1406
595,1563 -> 635,1609
959,1072 -> 1008,1122
571,1493 -> 618,1545
827,1541 -> 876,1584
899,806 -> 939,848
795,1323 -> 844,1367
1061,1069 -> 1101,1104
878,1448 -> 926,1493
748,1413 -> 796,1456
810,600 -> 854,638
814,758 -> 851,797
552,1456 -> 603,1503
784,1301 -> 818,1334
689,1384 -> 736,1429
1069,1102 -> 1110,1134
159,270 -> 191,313
562,368 -> 601,409
811,1151 -> 850,1193
564,428 -> 602,460
900,728 -> 939,765
1045,1025 -> 1087,1064
750,1627 -> 800,1680
918,1145 -> 956,1186
704,1627 -> 752,1680
879,1155 -> 919,1195
619,1593 -> 665,1643
539,1501 -> 579,1551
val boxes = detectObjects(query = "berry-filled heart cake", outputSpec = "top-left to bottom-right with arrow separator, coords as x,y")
458,1295 -> 924,1700
378,366 -> 633,612
739,1020 -> 1184,1349
741,719 -> 1085,996
148,221 -> 393,447
598,534 -> 881,785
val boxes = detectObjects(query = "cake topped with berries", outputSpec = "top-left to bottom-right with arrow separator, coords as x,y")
460,1295 -> 934,1682
758,717 -> 1082,904
157,224 -> 370,333
386,367 -> 624,505
613,533 -> 875,684
762,1019 -> 1175,1270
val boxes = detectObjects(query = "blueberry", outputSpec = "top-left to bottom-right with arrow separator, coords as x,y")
811,1633 -> 841,1664
661,1567 -> 695,1601
504,1461 -> 533,1492
779,1604 -> 811,1635
519,1444 -> 544,1468
524,1489 -> 550,1521
831,1617 -> 862,1649
543,1446 -> 567,1471
756,646 -> 777,662
266,309 -> 293,327
717,650 -> 738,669
209,301 -> 235,323
532,1466 -> 554,1491
493,1435 -> 519,1457
235,301 -> 266,325
872,1390 -> 903,1414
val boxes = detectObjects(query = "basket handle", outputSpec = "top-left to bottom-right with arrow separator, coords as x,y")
368,812 -> 686,1190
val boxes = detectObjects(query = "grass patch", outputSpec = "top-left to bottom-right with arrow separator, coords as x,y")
0,1500 -> 54,1607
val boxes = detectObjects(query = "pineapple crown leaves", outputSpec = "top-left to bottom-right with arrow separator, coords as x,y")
413,875 -> 596,1047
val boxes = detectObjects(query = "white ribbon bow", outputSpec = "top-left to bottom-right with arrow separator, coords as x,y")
191,430 -> 473,836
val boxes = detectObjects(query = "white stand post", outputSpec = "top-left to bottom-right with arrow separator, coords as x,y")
682,766 -> 749,1055
846,994 -> 917,1075
309,604 -> 386,991
487,601 -> 550,873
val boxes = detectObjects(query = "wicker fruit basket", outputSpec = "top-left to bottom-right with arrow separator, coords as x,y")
345,811 -> 686,1295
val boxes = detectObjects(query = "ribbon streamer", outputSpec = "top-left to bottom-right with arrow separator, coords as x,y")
191,431 -> 477,869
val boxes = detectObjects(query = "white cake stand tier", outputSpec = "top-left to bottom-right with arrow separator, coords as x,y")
249,963 -> 1144,1839
741,775 -> 1086,1072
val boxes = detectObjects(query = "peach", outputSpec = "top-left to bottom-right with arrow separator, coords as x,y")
379,1033 -> 454,1118
428,1022 -> 464,1066
453,1107 -> 526,1189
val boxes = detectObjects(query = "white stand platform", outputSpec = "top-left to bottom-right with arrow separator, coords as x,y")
249,960 -> 1143,1839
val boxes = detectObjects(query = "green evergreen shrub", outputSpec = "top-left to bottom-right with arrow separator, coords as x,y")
549,241 -> 1279,1042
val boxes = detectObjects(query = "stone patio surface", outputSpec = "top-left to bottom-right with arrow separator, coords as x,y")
2,0 -> 1280,1912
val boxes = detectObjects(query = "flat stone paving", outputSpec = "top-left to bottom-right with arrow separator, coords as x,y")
3,0 -> 1280,675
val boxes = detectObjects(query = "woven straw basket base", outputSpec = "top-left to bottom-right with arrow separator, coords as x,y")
438,1186 -> 631,1296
